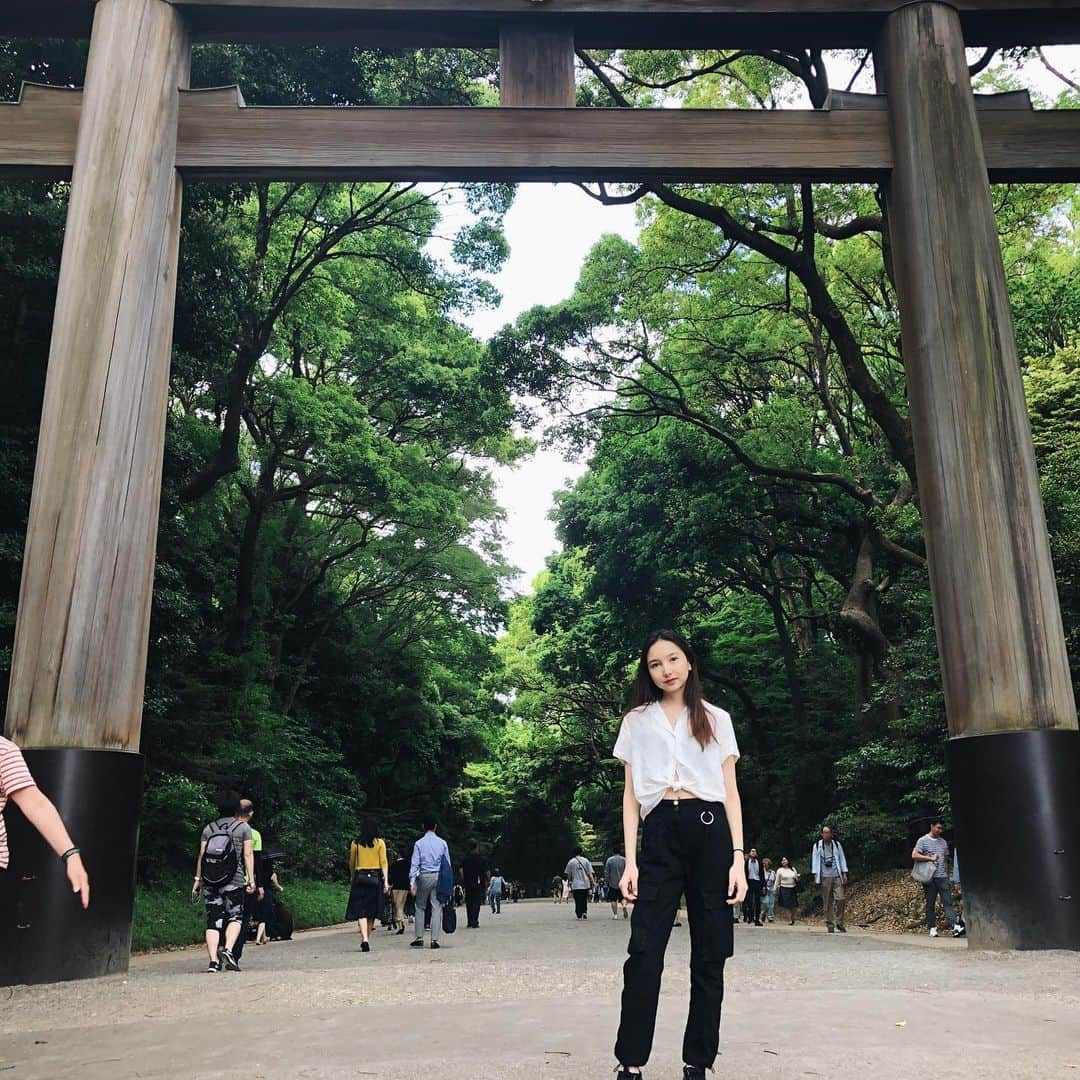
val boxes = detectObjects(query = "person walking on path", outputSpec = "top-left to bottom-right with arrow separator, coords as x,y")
388,852 -> 410,934
605,845 -> 629,919
761,858 -> 777,924
812,826 -> 849,934
744,848 -> 763,925
193,791 -> 255,972
488,868 -> 505,913
552,873 -> 564,902
462,840 -> 486,928
0,735 -> 90,908
231,798 -> 260,963
564,847 -> 595,920
561,873 -> 571,904
912,819 -> 966,938
347,817 -> 389,952
410,815 -> 451,949
775,857 -> 800,926
611,629 -> 748,1080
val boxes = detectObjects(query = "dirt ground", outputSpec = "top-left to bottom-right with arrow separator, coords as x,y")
2,898 -> 1077,1079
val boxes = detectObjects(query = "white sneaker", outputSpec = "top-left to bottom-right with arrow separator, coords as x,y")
929,927 -> 939,938
953,924 -> 966,938
612,913 -> 619,919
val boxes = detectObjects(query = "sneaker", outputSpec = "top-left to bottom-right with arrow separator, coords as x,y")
206,961 -> 220,974
410,939 -> 424,948
361,941 -> 370,953
953,924 -> 966,938
612,913 -> 619,920
683,1068 -> 707,1080
615,1069 -> 642,1079
221,948 -> 240,971
430,941 -> 440,950
837,925 -> 847,933
929,927 -> 939,938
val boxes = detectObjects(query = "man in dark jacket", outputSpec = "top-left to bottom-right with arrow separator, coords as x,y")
461,839 -> 486,928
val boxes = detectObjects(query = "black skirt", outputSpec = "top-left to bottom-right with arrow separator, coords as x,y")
778,885 -> 799,910
346,871 -> 383,920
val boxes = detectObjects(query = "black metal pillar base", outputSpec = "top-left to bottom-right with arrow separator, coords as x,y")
0,748 -> 143,985
947,729 -> 1080,951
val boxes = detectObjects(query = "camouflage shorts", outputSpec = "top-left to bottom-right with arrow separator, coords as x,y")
204,887 -> 245,931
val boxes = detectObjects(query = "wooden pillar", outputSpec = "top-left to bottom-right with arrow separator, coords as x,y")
499,23 -> 575,106
879,1 -> 1078,949
0,0 -> 190,984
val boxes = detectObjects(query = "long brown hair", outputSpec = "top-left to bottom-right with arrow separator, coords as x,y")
628,629 -> 714,750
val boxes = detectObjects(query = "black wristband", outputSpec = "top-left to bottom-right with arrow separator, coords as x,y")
60,846 -> 80,863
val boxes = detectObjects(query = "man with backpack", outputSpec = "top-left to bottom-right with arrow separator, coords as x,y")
193,791 -> 255,972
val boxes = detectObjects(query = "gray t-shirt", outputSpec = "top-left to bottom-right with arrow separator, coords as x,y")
915,835 -> 950,879
564,855 -> 594,890
201,817 -> 252,891
604,854 -> 626,887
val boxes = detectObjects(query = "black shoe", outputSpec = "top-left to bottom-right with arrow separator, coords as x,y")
206,961 -> 220,974
396,926 -> 405,935
837,925 -> 847,933
827,925 -> 835,933
361,941 -> 370,953
754,920 -> 762,926
410,939 -> 424,948
615,1069 -> 642,1080
221,948 -> 240,972
683,1068 -> 706,1080
430,941 -> 440,950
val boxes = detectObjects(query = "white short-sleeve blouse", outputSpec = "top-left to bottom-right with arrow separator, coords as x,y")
613,700 -> 739,819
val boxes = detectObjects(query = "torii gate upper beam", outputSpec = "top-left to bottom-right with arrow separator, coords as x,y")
2,0 -> 1080,47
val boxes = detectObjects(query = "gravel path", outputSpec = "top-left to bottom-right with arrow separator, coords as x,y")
2,900 -> 1077,1079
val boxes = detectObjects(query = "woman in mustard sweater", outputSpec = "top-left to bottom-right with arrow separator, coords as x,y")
346,816 -> 389,952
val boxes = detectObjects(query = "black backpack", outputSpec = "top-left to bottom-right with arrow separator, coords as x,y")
202,820 -> 240,888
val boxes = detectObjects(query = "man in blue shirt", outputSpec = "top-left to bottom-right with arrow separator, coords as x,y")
410,814 -> 451,949
812,826 -> 849,934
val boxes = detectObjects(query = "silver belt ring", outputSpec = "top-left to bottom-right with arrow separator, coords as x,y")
700,810 -> 715,825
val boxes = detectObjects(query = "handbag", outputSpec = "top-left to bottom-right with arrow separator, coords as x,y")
911,859 -> 936,884
442,900 -> 458,934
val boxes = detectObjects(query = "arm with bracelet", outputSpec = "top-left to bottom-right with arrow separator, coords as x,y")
3,736 -> 90,909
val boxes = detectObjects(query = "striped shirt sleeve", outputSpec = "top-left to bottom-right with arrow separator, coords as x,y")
0,737 -> 35,800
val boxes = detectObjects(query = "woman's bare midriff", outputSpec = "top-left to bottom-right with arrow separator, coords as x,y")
662,787 -> 702,800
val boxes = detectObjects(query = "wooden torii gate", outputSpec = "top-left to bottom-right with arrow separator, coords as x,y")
0,0 -> 1078,983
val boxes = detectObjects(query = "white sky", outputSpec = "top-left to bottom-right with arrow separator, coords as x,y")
448,47 -> 1080,595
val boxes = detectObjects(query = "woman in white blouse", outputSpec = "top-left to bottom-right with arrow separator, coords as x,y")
611,629 -> 747,1080
775,856 -> 801,925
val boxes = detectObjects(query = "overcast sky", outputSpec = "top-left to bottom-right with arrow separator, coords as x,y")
451,47 -> 1080,595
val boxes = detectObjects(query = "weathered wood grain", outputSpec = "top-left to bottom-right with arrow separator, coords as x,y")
500,24 -> 575,107
3,0 -> 1079,47
4,86 -> 1079,182
4,0 -> 190,750
881,1 -> 1078,738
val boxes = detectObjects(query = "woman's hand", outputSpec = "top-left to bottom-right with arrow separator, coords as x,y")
620,864 -> 639,902
66,853 -> 90,909
727,858 -> 748,906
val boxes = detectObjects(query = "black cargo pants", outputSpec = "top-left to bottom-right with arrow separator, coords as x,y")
614,798 -> 734,1071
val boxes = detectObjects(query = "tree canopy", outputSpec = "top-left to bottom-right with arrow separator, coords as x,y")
0,37 -> 1077,888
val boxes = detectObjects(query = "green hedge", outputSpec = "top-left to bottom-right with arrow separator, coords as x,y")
131,874 -> 350,952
